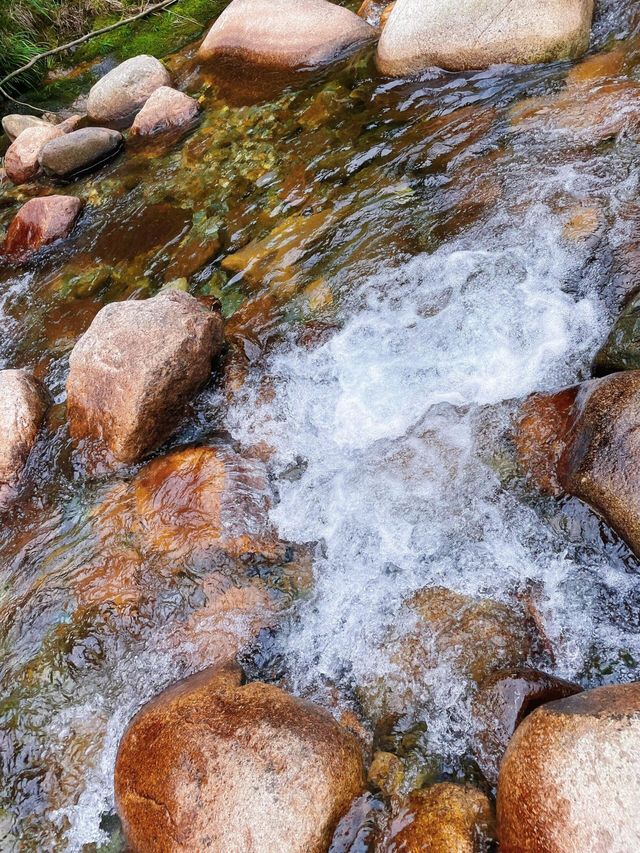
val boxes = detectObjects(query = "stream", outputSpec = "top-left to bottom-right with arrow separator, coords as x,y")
2,0 -> 640,849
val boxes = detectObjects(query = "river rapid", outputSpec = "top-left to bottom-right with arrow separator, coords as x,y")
2,0 -> 640,849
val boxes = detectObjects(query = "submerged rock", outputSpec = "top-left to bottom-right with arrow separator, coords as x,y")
39,127 -> 123,179
497,683 -> 640,852
66,290 -> 223,465
363,586 -> 531,716
130,86 -> 200,137
376,0 -> 594,75
2,114 -> 53,142
383,783 -> 494,852
87,55 -> 171,127
3,195 -> 82,259
0,370 -> 48,506
473,668 -> 582,786
517,372 -> 640,556
115,665 -> 365,853
594,291 -> 640,374
4,124 -> 65,184
197,0 -> 376,71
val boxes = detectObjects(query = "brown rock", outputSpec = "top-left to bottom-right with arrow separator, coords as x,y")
358,0 -> 395,28
130,86 -> 200,137
497,683 -> 640,853
363,586 -> 531,715
4,124 -> 65,184
473,668 -> 583,785
66,290 -> 223,464
39,127 -> 123,178
517,372 -> 640,556
115,665 -> 366,853
0,369 -> 48,506
377,0 -> 593,75
87,55 -> 171,127
198,0 -> 376,71
3,195 -> 82,259
1,114 -> 53,142
383,783 -> 495,852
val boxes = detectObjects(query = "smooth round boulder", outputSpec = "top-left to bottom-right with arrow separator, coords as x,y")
473,668 -> 582,785
4,124 -> 65,184
383,783 -> 495,852
497,682 -> 640,853
376,0 -> 594,75
130,86 -> 199,137
197,0 -> 376,71
2,114 -> 53,142
39,127 -> 122,178
87,55 -> 171,127
66,290 -> 224,465
0,370 -> 48,506
115,665 -> 366,853
3,195 -> 82,260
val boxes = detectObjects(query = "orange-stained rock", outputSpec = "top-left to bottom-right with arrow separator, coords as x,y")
358,0 -> 395,28
115,665 -> 366,853
517,372 -> 640,557
368,750 -> 405,801
4,124 -> 65,184
473,668 -> 582,785
66,291 -> 224,465
497,683 -> 640,853
383,783 -> 494,852
72,547 -> 143,611
515,385 -> 579,496
3,195 -> 82,260
565,46 -> 626,86
198,0 -> 376,71
131,444 -> 278,559
362,586 -> 531,716
130,86 -> 199,137
0,369 -> 49,507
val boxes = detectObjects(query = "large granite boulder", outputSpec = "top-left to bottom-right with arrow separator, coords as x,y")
39,128 -> 123,179
473,668 -> 582,785
383,783 -> 494,852
115,665 -> 365,852
66,290 -> 223,465
517,371 -> 640,556
197,0 -> 376,71
87,55 -> 171,127
0,370 -> 48,506
3,195 -> 82,260
130,86 -> 200,137
376,0 -> 594,75
4,124 -> 65,184
497,683 -> 640,852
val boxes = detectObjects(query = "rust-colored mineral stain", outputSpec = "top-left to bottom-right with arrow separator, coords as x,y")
92,203 -> 192,265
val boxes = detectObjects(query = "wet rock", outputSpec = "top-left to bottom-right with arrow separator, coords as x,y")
66,290 -> 223,465
198,0 -> 376,71
364,586 -> 531,716
473,668 -> 582,786
517,372 -> 640,556
3,195 -> 82,260
376,0 -> 594,75
0,370 -> 48,506
130,86 -> 199,137
115,664 -> 365,853
130,444 -> 278,560
2,114 -> 52,142
368,750 -> 405,801
358,0 -> 395,28
594,291 -> 640,375
497,682 -> 640,852
39,127 -> 123,178
4,124 -> 65,184
383,783 -> 495,852
56,114 -> 86,134
87,55 -> 171,127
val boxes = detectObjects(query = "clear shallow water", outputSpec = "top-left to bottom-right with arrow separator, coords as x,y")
2,1 -> 640,849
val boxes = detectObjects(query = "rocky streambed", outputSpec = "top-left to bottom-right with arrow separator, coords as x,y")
2,0 -> 640,850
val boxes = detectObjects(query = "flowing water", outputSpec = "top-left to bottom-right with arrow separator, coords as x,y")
2,0 -> 640,849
